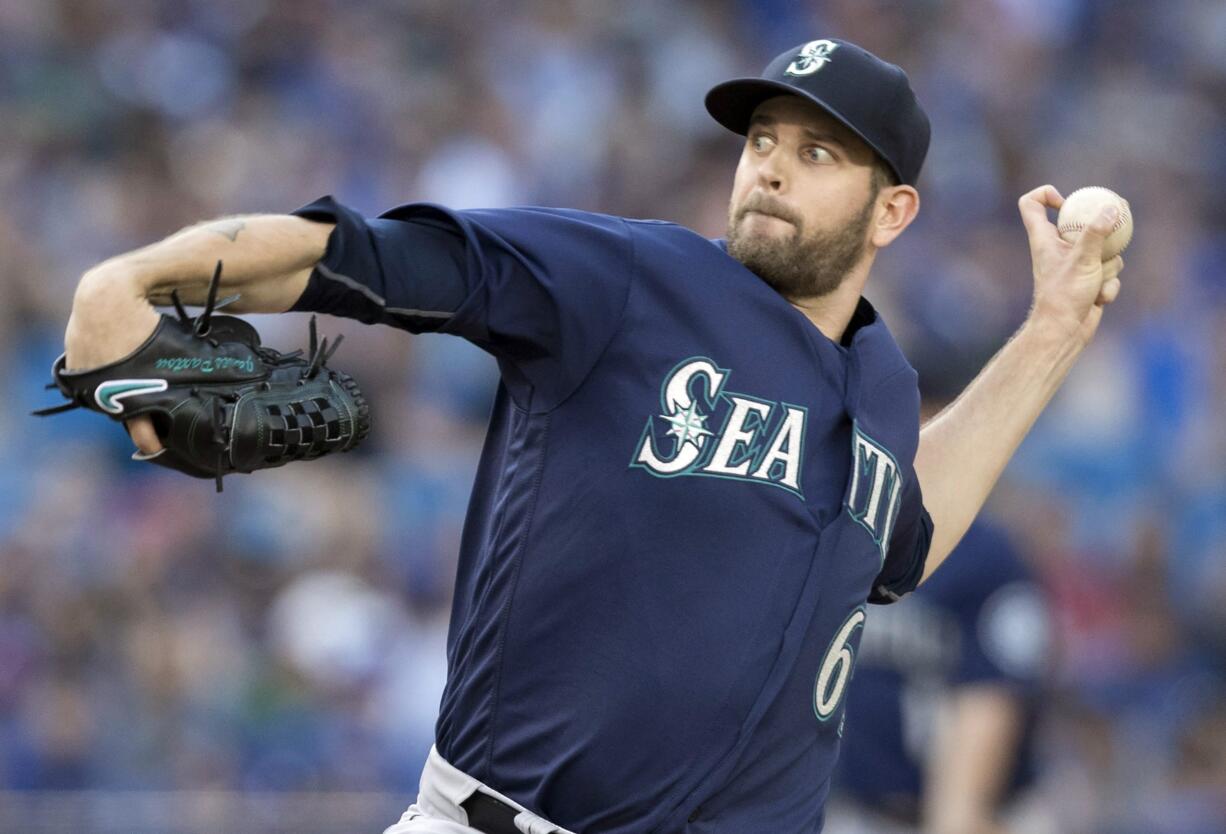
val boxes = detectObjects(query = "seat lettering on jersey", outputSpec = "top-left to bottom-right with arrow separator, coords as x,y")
630,356 -> 807,498
846,423 -> 903,562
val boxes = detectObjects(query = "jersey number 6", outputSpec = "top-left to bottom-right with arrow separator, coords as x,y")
813,607 -> 867,721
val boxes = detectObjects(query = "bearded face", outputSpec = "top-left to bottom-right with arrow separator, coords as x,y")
725,186 -> 878,300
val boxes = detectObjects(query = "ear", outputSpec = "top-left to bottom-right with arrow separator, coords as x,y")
871,185 -> 920,248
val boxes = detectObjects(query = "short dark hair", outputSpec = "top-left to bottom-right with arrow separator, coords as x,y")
870,158 -> 899,194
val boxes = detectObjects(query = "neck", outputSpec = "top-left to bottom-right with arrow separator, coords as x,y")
787,258 -> 873,343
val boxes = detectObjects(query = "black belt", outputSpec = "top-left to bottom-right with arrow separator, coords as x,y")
461,790 -> 524,834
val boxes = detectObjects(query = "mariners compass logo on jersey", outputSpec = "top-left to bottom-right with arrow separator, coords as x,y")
631,357 -> 807,498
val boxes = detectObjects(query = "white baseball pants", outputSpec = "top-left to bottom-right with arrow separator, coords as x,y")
382,746 -> 576,834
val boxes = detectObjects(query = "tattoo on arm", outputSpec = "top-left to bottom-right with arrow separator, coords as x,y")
210,219 -> 246,242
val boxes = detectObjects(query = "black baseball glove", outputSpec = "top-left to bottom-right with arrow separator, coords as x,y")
35,261 -> 370,490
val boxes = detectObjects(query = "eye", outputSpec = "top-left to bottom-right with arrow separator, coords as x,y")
750,133 -> 775,153
805,146 -> 835,164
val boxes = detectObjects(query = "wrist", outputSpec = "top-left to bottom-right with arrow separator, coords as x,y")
77,258 -> 155,304
1016,311 -> 1088,379
67,264 -> 160,371
1025,300 -> 1091,350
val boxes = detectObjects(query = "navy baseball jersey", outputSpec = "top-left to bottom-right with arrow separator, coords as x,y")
290,196 -> 933,834
834,519 -> 1048,823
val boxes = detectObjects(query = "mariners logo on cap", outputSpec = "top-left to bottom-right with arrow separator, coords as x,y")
786,39 -> 839,76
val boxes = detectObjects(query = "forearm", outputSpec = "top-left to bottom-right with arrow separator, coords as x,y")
914,316 -> 1084,580
923,687 -> 1022,834
86,215 -> 331,311
66,215 -> 333,369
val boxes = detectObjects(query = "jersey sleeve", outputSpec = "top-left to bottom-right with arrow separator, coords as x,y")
290,196 -> 635,410
291,195 -> 471,331
868,471 -> 932,605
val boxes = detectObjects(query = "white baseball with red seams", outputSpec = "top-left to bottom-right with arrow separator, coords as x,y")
1056,186 -> 1134,261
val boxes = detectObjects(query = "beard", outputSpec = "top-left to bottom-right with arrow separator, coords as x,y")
726,189 -> 877,300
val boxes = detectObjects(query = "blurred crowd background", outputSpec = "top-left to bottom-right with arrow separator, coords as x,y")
1,0 -> 1224,831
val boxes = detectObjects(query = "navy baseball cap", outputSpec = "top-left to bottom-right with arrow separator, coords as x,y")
705,38 -> 930,186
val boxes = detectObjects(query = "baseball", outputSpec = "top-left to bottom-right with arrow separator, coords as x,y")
1056,186 -> 1133,261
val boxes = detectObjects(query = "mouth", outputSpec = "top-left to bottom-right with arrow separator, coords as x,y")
742,209 -> 795,228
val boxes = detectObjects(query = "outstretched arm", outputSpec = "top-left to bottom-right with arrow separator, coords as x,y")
914,185 -> 1124,581
65,214 -> 335,454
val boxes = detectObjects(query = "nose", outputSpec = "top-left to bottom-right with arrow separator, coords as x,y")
756,149 -> 785,193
